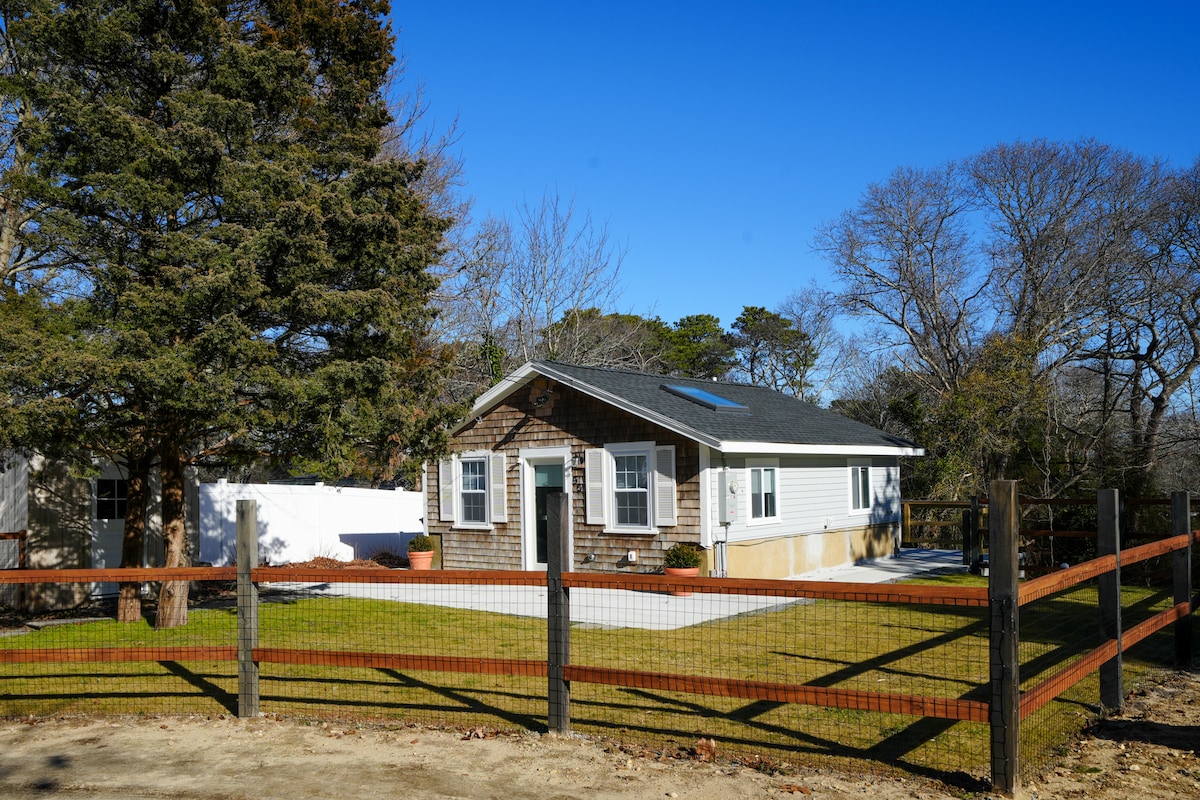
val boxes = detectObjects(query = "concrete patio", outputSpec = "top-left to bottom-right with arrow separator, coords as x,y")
266,548 -> 968,631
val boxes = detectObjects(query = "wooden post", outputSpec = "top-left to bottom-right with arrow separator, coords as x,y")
546,492 -> 570,734
236,499 -> 260,718
969,496 -> 984,569
988,480 -> 1020,796
1172,491 -> 1192,669
1098,489 -> 1122,713
901,501 -> 911,547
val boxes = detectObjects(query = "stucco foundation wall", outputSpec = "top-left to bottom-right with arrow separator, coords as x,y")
724,522 -> 899,579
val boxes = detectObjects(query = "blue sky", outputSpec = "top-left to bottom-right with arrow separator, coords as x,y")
394,2 -> 1200,330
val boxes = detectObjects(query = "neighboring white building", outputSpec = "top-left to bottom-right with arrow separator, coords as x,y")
0,452 -> 186,608
199,480 -> 424,566
0,453 -> 422,607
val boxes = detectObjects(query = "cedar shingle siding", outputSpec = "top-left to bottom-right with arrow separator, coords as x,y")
425,381 -> 700,571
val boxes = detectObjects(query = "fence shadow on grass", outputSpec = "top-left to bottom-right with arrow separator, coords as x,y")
158,661 -> 237,714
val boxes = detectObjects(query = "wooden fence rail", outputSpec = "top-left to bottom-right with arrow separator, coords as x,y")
0,489 -> 1193,798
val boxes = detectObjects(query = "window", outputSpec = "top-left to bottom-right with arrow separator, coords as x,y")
96,478 -> 128,520
584,442 -> 676,533
613,453 -> 649,527
460,458 -> 488,524
438,452 -> 507,528
749,464 -> 777,520
850,463 -> 871,512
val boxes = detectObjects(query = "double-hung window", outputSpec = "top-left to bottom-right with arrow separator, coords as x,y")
460,458 -> 488,524
748,461 -> 778,522
850,461 -> 871,513
438,452 -> 508,528
613,453 -> 650,527
584,442 -> 676,533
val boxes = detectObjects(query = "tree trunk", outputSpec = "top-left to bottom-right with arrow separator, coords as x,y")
155,440 -> 189,629
117,454 -> 151,623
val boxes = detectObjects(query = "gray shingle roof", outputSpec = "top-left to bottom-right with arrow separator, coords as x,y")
525,361 -> 921,453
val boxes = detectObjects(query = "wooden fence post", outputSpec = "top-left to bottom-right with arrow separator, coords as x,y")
236,499 -> 260,718
1098,488 -> 1122,713
988,480 -> 1020,796
546,492 -> 570,734
1172,491 -> 1192,669
969,496 -> 984,569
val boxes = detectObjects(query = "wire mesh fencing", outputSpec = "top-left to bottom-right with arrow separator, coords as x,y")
0,516 -> 1193,793
560,576 -> 991,777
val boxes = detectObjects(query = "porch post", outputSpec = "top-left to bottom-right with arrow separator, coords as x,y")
546,491 -> 571,734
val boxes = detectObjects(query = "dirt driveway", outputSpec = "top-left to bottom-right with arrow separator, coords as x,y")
1,671 -> 1197,800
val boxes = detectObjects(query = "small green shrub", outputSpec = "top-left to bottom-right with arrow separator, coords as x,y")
663,542 -> 701,568
407,535 -> 435,552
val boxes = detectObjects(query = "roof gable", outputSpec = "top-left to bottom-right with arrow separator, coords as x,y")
459,361 -> 923,456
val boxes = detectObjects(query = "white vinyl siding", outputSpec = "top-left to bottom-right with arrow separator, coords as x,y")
713,455 -> 901,542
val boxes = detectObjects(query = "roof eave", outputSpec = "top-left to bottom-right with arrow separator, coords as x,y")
716,441 -> 926,457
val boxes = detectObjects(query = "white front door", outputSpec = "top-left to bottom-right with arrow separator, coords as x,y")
520,447 -> 572,570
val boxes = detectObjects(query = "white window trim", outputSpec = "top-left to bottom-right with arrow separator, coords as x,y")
458,455 -> 490,527
443,450 -> 507,531
607,442 -> 655,534
584,441 -> 677,536
849,459 -> 871,515
746,458 -> 780,525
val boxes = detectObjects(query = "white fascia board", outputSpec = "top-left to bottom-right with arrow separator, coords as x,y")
717,441 -> 926,457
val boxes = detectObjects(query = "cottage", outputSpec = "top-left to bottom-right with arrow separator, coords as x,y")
425,361 -> 923,579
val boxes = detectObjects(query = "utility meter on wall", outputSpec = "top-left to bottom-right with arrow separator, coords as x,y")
718,472 -> 739,524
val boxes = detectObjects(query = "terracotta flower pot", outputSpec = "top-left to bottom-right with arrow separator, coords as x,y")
663,566 -> 699,596
408,550 -> 434,570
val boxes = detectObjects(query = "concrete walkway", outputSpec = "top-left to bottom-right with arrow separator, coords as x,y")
788,547 -> 967,582
269,549 -> 967,631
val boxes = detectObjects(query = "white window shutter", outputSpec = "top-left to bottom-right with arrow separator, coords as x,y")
585,448 -> 606,525
654,445 -> 677,527
489,452 -> 507,523
438,458 -> 455,522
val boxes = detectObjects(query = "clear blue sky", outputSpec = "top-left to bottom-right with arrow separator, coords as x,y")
394,1 -> 1200,330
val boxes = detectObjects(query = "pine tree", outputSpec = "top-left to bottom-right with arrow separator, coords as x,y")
2,0 -> 455,626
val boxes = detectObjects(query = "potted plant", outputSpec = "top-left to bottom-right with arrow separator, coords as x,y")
407,535 -> 435,570
663,543 -> 702,596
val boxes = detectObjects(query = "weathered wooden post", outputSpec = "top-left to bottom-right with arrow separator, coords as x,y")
1172,491 -> 1192,669
1097,489 -> 1122,713
988,480 -> 1020,795
546,492 -> 570,734
968,495 -> 983,568
236,499 -> 260,717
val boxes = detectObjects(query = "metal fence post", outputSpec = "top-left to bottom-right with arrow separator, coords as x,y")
546,492 -> 570,734
236,499 -> 260,718
988,480 -> 1020,796
1098,488 -> 1122,713
1172,491 -> 1192,669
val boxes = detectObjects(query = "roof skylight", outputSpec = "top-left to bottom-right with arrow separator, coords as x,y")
661,384 -> 750,413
